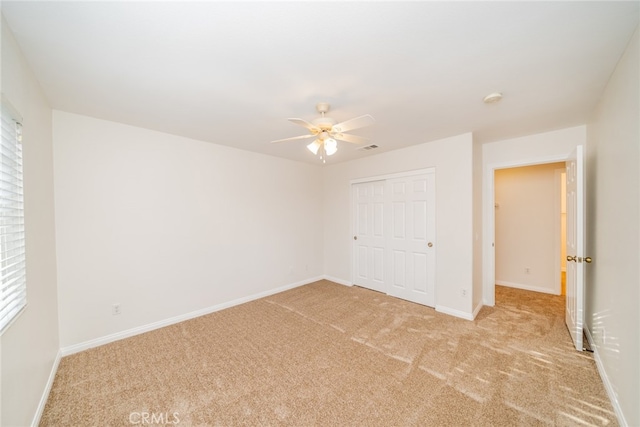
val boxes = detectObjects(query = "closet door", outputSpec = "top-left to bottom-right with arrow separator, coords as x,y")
387,173 -> 436,307
352,181 -> 386,293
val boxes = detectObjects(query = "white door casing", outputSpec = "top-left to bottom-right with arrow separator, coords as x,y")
352,180 -> 386,293
387,174 -> 436,307
565,145 -> 585,351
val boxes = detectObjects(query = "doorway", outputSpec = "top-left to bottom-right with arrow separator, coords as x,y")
483,147 -> 585,352
493,163 -> 565,297
483,154 -> 570,307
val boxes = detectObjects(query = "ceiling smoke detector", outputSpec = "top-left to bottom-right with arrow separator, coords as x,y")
483,92 -> 503,104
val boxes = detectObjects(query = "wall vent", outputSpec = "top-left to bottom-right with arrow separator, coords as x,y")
358,144 -> 379,151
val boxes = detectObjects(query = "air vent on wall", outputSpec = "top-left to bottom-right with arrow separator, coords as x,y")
358,144 -> 379,151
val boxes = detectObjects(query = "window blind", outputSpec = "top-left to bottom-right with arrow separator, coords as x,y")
0,99 -> 26,334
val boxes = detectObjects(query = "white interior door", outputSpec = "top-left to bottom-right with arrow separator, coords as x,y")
387,173 -> 436,307
352,181 -> 386,293
565,145 -> 585,351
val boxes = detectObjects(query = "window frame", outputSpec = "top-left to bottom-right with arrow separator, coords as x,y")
0,95 -> 27,335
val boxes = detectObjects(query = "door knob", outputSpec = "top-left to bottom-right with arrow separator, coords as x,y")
427,242 -> 433,247
585,257 -> 592,263
566,255 -> 576,262
353,236 -> 357,240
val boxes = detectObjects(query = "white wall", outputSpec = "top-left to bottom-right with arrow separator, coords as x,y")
494,163 -> 564,294
483,126 -> 585,166
0,17 -> 60,427
482,126 -> 584,305
323,133 -> 475,318
53,112 -> 324,349
586,27 -> 639,427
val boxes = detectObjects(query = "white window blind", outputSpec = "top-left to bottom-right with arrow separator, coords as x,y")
0,99 -> 26,334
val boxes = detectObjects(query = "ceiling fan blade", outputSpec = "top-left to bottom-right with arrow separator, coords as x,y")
333,133 -> 368,144
270,134 -> 315,143
332,114 -> 375,133
288,118 -> 320,132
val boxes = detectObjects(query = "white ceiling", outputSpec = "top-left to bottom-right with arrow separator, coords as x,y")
2,1 -> 638,165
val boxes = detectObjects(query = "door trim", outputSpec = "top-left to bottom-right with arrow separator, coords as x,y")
554,167 -> 564,294
350,168 -> 435,185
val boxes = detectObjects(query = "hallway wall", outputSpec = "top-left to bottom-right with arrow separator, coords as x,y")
586,26 -> 639,426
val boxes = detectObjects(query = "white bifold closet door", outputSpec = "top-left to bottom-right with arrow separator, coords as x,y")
352,172 -> 435,307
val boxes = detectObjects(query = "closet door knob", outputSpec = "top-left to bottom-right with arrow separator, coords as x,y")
353,236 -> 357,240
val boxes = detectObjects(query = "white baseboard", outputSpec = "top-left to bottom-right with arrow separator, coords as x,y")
584,327 -> 627,426
330,278 -> 478,321
31,349 -> 62,427
61,276 -> 323,356
323,275 -> 352,286
495,280 -> 559,295
471,302 -> 483,320
436,304 -> 474,320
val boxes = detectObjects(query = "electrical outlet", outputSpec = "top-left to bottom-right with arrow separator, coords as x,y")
524,267 -> 531,274
112,303 -> 121,315
461,289 -> 467,297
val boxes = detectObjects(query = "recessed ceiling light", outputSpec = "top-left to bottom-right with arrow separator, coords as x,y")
483,92 -> 503,104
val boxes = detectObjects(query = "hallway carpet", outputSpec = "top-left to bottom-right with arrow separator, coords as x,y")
40,281 -> 617,426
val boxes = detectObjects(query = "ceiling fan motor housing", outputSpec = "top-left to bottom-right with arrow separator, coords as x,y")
312,116 -> 336,131
312,102 -> 336,132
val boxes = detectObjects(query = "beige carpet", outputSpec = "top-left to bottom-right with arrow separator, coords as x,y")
41,281 -> 617,426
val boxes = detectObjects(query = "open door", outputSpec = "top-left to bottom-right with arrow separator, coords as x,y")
565,145 -> 585,351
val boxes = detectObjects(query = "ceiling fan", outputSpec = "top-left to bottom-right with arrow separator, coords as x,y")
271,103 -> 374,162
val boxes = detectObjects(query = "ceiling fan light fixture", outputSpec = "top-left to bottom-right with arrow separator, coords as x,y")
324,138 -> 337,156
272,103 -> 375,163
307,140 -> 321,155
